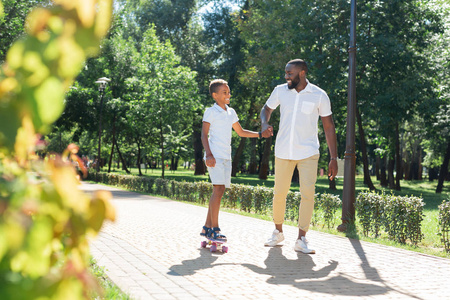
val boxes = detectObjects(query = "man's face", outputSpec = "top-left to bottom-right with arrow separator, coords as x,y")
285,64 -> 302,89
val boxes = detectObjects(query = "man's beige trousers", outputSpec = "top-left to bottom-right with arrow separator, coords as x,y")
273,154 -> 320,231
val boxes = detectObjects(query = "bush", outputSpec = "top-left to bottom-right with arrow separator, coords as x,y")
317,193 -> 342,229
438,200 -> 450,252
0,1 -> 114,299
356,191 -> 385,237
356,191 -> 424,245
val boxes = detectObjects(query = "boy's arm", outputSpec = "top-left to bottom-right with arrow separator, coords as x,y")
201,121 -> 216,167
232,122 -> 260,138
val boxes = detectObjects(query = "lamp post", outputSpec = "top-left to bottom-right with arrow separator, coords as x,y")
95,77 -> 111,172
338,0 -> 357,232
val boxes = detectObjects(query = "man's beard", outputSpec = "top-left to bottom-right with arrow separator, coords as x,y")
288,74 -> 300,89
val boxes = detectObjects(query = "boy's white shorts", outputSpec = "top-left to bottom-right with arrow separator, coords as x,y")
207,158 -> 232,188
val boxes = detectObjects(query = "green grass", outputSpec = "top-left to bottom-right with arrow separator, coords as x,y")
89,258 -> 132,300
100,167 -> 450,258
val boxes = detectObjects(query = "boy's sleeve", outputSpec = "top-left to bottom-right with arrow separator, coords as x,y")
202,107 -> 213,123
318,93 -> 332,117
266,86 -> 280,110
231,108 -> 239,124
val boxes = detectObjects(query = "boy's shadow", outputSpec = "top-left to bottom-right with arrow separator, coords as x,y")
242,247 -> 389,297
168,249 -> 228,276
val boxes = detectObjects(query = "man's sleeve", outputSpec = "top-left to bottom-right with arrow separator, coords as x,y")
319,93 -> 332,117
266,86 -> 280,110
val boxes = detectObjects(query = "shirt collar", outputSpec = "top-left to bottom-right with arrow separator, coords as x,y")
213,103 -> 228,112
286,79 -> 313,94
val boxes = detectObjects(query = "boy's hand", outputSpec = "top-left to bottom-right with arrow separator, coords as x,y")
205,155 -> 216,168
261,126 -> 273,138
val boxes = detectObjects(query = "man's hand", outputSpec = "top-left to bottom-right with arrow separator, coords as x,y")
261,125 -> 273,138
328,159 -> 338,181
205,154 -> 216,168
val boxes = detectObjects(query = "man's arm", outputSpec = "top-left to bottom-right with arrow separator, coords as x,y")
260,104 -> 274,137
201,121 -> 215,167
321,115 -> 338,181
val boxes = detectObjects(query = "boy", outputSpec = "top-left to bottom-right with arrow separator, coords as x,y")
200,79 -> 270,241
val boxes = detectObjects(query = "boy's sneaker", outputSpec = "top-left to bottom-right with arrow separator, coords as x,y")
294,236 -> 315,254
264,229 -> 285,246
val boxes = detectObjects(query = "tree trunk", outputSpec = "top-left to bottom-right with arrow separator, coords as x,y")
232,137 -> 247,177
436,139 -> 450,193
380,156 -> 388,187
137,139 -> 142,176
115,139 -> 130,174
108,115 -> 116,173
418,147 -> 423,180
328,176 -> 336,190
160,121 -> 165,179
259,136 -> 272,180
388,157 -> 395,189
395,124 -> 401,190
376,155 -> 380,180
356,106 -> 376,190
248,138 -> 258,174
193,126 -> 206,175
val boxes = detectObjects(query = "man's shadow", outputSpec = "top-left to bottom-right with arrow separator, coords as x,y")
242,247 -> 389,297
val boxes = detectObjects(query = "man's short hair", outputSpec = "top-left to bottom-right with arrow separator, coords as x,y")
287,59 -> 308,73
209,79 -> 228,95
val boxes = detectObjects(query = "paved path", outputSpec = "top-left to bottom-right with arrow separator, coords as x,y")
84,182 -> 450,300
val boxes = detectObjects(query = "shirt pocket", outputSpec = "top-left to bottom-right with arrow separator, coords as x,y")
301,101 -> 316,114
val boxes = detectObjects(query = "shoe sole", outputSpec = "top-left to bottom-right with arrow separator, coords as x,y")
294,247 -> 315,254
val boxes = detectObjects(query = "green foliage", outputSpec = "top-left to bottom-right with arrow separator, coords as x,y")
0,0 -> 114,299
356,191 -> 425,245
285,191 -> 301,222
89,172 -> 344,230
316,193 -> 342,229
356,191 -> 385,237
438,199 -> 450,252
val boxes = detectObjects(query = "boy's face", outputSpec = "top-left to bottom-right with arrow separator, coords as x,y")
212,84 -> 231,106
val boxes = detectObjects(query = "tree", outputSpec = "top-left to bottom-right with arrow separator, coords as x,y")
0,0 -> 49,62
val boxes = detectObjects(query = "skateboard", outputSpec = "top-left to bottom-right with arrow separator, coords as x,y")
201,237 -> 228,253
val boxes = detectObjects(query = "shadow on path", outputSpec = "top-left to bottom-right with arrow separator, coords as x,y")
348,238 -> 424,300
242,247 -> 389,297
168,249 -> 231,276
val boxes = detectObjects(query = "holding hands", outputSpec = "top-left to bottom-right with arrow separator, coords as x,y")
261,125 -> 273,138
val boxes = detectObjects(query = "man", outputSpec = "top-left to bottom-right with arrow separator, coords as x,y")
261,59 -> 338,254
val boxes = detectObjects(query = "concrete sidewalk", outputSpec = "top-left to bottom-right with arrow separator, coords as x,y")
84,182 -> 450,300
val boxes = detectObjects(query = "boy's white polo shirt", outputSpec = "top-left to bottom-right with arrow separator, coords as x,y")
266,80 -> 332,160
203,103 -> 239,160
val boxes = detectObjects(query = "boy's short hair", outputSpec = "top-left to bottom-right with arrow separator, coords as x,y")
209,79 -> 228,95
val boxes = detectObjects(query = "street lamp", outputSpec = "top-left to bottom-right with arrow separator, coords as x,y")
338,0 -> 357,232
95,77 -> 111,172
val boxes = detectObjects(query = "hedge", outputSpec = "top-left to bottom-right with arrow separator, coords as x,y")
89,172 -> 444,248
356,191 -> 425,245
438,200 -> 450,252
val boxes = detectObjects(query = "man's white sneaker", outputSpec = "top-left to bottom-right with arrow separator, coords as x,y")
264,229 -> 285,246
294,236 -> 315,254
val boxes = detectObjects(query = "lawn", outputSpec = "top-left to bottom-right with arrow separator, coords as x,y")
101,166 -> 450,258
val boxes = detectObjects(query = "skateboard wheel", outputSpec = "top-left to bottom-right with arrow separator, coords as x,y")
210,245 -> 217,252
222,246 -> 228,253
201,241 -> 207,248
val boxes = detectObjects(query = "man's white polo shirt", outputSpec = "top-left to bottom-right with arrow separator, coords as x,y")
266,80 -> 332,160
203,103 -> 239,160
